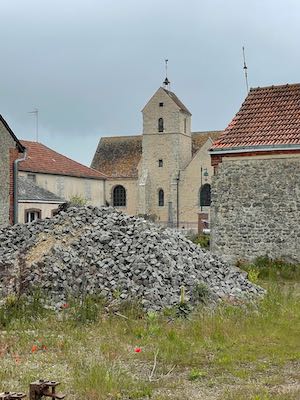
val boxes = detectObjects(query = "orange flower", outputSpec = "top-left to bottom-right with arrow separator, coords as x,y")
134,347 -> 142,353
31,345 -> 38,353
41,345 -> 47,351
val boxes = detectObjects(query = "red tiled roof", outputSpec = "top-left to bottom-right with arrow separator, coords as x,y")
211,83 -> 300,151
20,140 -> 106,180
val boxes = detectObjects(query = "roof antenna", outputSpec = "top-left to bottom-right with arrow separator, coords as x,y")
163,59 -> 170,90
28,108 -> 39,142
242,46 -> 249,94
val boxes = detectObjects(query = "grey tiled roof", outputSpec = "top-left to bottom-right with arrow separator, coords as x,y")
162,88 -> 192,115
18,177 -> 65,202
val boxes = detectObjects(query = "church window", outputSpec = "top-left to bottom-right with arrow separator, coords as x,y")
158,159 -> 163,167
159,102 -> 164,107
113,185 -> 126,207
200,184 -> 211,207
184,118 -> 187,133
158,118 -> 164,132
158,189 -> 164,206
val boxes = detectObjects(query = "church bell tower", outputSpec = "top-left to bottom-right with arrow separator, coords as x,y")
138,69 -> 192,226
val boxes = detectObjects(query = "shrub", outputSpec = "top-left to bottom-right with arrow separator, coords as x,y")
187,233 -> 210,249
69,195 -> 87,206
238,256 -> 300,281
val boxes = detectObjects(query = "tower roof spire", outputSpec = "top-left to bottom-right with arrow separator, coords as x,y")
163,59 -> 170,89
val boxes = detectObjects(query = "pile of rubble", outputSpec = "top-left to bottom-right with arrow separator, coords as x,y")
0,206 -> 264,311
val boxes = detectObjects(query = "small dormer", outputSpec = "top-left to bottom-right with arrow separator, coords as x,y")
142,87 -> 192,136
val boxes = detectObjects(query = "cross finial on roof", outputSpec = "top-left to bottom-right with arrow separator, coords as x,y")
163,59 -> 170,89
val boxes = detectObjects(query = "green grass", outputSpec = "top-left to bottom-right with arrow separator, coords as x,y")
0,269 -> 299,399
238,255 -> 300,281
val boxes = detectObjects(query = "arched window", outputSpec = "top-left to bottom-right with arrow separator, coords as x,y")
158,118 -> 164,132
113,185 -> 126,206
158,189 -> 164,206
200,184 -> 211,207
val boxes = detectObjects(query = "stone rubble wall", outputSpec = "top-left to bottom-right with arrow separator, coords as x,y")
211,156 -> 300,263
0,120 -> 16,227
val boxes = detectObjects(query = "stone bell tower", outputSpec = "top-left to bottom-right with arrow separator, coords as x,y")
138,76 -> 192,226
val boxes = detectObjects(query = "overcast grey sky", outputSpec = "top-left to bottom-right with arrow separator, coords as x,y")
1,0 -> 299,166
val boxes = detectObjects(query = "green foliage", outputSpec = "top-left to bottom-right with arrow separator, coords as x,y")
239,256 -> 300,281
73,361 -> 152,400
0,281 -> 300,398
187,233 -> 210,249
64,295 -> 104,325
188,368 -> 207,381
69,195 -> 87,206
191,282 -> 211,304
247,267 -> 260,284
0,290 -> 49,327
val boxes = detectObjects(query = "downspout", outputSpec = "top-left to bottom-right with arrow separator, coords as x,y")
13,148 -> 27,224
176,171 -> 180,229
200,166 -> 203,212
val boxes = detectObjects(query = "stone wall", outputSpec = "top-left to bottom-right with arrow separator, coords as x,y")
0,121 -> 16,226
211,155 -> 300,263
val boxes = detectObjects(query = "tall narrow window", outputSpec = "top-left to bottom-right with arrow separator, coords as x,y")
113,185 -> 126,206
158,189 -> 164,206
158,159 -> 163,167
199,184 -> 211,207
158,118 -> 164,132
184,118 -> 187,133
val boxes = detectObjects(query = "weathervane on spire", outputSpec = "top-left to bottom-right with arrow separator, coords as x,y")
242,46 -> 249,93
163,59 -> 170,89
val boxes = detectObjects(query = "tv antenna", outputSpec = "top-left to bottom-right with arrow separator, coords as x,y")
28,108 -> 39,142
242,46 -> 249,93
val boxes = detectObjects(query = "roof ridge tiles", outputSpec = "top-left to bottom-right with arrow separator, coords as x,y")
250,83 -> 300,92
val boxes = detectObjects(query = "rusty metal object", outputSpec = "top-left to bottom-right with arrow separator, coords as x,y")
0,393 -> 26,399
29,380 -> 65,400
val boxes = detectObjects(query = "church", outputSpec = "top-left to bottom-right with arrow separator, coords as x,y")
91,79 -> 221,231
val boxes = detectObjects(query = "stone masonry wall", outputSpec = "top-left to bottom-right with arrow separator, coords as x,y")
0,121 -> 16,226
211,156 -> 300,263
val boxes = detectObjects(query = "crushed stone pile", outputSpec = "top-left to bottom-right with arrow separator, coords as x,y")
0,206 -> 265,311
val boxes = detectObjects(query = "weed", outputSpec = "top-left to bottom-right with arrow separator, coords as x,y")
187,368 -> 207,381
248,267 -> 260,284
65,294 -> 104,325
0,290 -> 50,327
191,282 -> 211,304
187,233 -> 210,249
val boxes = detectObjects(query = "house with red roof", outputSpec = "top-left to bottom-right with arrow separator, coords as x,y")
0,115 -> 26,226
210,83 -> 300,263
18,140 -> 106,223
